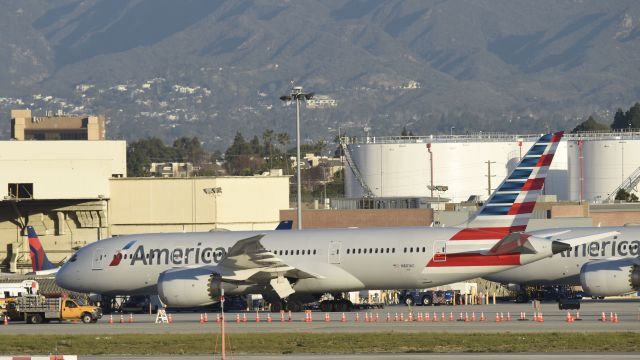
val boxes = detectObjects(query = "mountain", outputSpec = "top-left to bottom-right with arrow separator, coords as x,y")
0,0 -> 639,150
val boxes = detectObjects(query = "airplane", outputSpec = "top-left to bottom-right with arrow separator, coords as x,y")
27,225 -> 59,275
484,225 -> 640,298
56,131 -> 604,312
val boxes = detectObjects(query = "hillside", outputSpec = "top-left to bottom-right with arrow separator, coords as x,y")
0,0 -> 639,149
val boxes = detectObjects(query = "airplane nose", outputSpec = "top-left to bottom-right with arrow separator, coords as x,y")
55,263 -> 81,292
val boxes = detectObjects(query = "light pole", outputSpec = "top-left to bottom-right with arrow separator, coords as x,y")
450,126 -> 455,137
203,187 -> 222,230
280,85 -> 314,230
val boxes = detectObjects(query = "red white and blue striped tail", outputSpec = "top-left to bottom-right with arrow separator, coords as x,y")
452,131 -> 564,240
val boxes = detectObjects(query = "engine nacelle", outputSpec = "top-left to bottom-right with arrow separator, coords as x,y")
158,267 -> 243,307
580,258 -> 640,297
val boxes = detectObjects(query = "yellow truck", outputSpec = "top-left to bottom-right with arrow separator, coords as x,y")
10,294 -> 102,324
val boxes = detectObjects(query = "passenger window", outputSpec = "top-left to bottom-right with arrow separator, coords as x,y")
404,247 -> 407,253
386,248 -> 390,253
358,249 -> 361,254
369,248 -> 372,254
392,248 -> 395,253
422,247 -> 426,252
296,250 -> 300,255
302,250 -> 305,255
285,250 -> 288,255
375,248 -> 378,254
347,249 -> 350,254
313,249 -> 317,255
410,247 -> 414,253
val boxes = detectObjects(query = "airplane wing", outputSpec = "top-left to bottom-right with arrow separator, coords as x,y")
208,234 -> 324,298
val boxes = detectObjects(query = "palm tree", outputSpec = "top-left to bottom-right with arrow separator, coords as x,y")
277,132 -> 290,175
262,129 -> 274,169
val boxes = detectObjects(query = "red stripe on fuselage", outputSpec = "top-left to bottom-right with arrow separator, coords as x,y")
551,132 -> 563,143
449,226 -> 527,240
507,202 -> 536,215
426,252 -> 521,267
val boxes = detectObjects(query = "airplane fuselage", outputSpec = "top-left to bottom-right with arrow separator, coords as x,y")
485,226 -> 640,285
56,227 -> 537,297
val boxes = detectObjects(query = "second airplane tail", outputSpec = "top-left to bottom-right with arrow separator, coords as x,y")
27,226 -> 56,272
453,131 -> 564,240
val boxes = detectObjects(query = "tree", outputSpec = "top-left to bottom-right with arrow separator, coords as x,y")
127,137 -> 178,177
615,189 -> 639,202
277,132 -> 290,174
571,116 -> 609,133
611,103 -> 640,130
173,137 -> 206,165
262,129 -> 274,168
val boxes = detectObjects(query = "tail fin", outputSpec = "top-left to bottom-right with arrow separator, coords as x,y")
453,131 -> 564,240
275,220 -> 293,230
27,226 -> 56,271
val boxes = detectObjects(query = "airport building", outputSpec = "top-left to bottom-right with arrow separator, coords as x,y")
343,132 -> 640,203
0,110 -> 290,274
11,109 -> 106,140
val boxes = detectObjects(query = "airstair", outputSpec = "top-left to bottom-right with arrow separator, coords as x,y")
606,165 -> 640,201
341,142 -> 375,198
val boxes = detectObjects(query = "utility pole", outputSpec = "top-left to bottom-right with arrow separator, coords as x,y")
485,161 -> 496,196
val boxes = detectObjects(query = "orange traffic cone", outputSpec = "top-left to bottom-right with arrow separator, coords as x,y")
441,312 -> 445,321
236,314 -> 240,323
386,312 -> 390,322
108,315 -> 113,325
288,310 -> 292,322
458,312 -> 464,322
120,314 -> 124,324
495,313 -> 500,322
464,312 -> 469,322
433,311 -> 437,322
341,312 -> 347,322
394,312 -> 398,322
471,312 -> 476,322
242,313 -> 247,322
600,312 -> 607,322
168,313 -> 173,324
565,312 -> 572,323
417,312 -> 423,321
129,313 -> 134,323
408,312 -> 413,322
280,310 -> 285,322
400,313 -> 405,322
500,312 -> 504,322
425,312 -> 430,321
267,313 -> 272,322
507,312 -> 511,321
613,313 -> 619,323
256,311 -> 261,323
538,312 -> 544,322
533,312 -> 538,322
449,312 -> 454,321
204,313 -> 208,323
199,314 -> 204,324
480,312 -> 486,321
355,313 -> 360,322
324,313 -> 330,322
375,313 -> 379,322
3,316 -> 8,326
610,312 -> 614,322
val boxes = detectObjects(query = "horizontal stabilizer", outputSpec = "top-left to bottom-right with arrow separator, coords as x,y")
487,232 -> 536,255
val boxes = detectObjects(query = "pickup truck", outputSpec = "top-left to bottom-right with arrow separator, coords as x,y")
9,295 -> 102,324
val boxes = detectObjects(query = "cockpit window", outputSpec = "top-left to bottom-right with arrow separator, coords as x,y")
69,254 -> 78,262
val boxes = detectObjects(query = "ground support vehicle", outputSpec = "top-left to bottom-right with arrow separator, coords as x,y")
399,289 -> 456,306
11,295 -> 102,324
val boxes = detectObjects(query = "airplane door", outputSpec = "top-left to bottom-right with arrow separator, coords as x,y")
328,241 -> 342,264
433,240 -> 446,262
92,248 -> 108,270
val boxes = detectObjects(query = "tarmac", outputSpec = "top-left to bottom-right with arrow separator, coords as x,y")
1,299 -> 639,335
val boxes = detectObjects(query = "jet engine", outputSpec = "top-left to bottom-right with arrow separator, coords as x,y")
157,267 -> 246,307
580,258 -> 640,297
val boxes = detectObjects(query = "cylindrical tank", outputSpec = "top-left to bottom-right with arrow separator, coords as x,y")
567,139 -> 640,201
344,136 -> 570,202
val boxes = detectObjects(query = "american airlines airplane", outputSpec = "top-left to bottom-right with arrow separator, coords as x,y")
485,225 -> 640,297
55,132 -> 611,311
